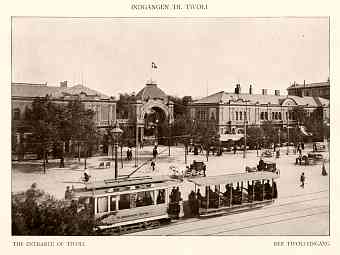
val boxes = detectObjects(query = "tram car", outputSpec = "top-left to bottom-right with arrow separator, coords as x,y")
188,171 -> 279,217
70,176 -> 181,232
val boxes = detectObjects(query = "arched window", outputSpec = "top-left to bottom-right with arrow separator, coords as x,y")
13,108 -> 20,120
278,112 -> 282,120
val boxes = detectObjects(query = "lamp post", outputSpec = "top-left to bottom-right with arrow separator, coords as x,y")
111,122 -> 123,180
155,119 -> 159,146
286,109 -> 290,155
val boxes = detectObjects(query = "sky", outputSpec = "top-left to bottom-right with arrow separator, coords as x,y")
12,17 -> 329,99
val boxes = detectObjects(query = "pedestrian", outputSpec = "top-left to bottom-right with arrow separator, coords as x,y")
301,142 -> 305,150
322,162 -> 328,176
84,168 -> 90,182
300,172 -> 305,188
59,156 -> 65,168
64,186 -> 72,200
153,146 -> 158,159
151,160 -> 156,171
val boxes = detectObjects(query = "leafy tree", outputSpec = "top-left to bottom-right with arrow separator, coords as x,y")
12,185 -> 95,235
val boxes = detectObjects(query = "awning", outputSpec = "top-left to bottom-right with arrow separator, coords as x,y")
219,134 -> 244,141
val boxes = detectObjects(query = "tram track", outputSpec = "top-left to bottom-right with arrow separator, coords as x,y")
125,189 -> 329,235
161,204 -> 328,235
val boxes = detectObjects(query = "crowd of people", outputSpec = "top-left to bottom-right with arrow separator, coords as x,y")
187,181 -> 278,216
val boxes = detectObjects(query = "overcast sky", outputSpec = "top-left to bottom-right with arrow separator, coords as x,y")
12,17 -> 329,98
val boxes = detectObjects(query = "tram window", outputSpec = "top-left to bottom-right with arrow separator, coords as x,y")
136,191 -> 154,207
109,196 -> 117,211
156,189 -> 165,204
119,194 -> 131,210
97,196 -> 108,213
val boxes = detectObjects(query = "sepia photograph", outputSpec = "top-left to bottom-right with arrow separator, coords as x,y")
11,17 -> 330,236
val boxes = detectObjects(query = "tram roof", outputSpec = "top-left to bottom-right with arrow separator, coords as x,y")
188,172 -> 279,187
84,175 -> 178,190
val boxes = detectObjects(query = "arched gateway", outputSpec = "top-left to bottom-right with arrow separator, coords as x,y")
123,80 -> 174,145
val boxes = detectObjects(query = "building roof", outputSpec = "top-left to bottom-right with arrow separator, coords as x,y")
12,83 -> 110,100
192,91 -> 329,107
287,81 -> 330,90
136,81 -> 167,101
53,84 -> 109,99
12,83 -> 62,98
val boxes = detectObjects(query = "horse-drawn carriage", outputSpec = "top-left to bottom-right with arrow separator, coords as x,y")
296,152 -> 324,165
169,161 -> 207,179
261,149 -> 273,158
246,161 -> 279,175
185,161 -> 206,177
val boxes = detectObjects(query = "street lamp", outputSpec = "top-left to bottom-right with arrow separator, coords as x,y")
155,119 -> 159,146
111,122 -> 123,180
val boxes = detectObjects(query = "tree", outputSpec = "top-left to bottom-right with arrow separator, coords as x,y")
24,97 -> 97,170
247,126 -> 264,148
304,106 -> 326,141
24,96 -> 59,171
12,185 -> 95,235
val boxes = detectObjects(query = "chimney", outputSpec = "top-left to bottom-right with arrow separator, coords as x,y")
235,84 -> 241,94
262,89 -> 267,95
275,90 -> 280,96
249,84 -> 253,95
60,80 -> 68,88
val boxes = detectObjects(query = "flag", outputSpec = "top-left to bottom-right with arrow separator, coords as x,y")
152,62 -> 158,69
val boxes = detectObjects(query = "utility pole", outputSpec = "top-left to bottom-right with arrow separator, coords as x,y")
243,101 -> 248,158
135,122 -> 138,167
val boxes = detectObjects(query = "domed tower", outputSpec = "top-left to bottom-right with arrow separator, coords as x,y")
133,80 -> 174,145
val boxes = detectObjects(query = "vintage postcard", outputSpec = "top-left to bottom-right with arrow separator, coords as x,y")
2,0 -> 339,254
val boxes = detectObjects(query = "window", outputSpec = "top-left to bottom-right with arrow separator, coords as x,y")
240,111 -> 242,120
13,108 -> 20,120
97,196 -> 108,213
119,194 -> 131,210
110,196 -> 117,211
244,111 -> 247,120
136,191 -> 154,207
236,112 -> 238,120
265,112 -> 268,120
101,105 -> 109,121
156,189 -> 165,204
260,112 -> 264,120
272,112 -> 275,120
278,112 -> 282,120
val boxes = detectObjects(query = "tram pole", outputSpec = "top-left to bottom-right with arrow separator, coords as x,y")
135,122 -> 138,167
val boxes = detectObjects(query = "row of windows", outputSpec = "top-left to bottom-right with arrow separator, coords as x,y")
96,189 -> 166,214
235,111 -> 249,121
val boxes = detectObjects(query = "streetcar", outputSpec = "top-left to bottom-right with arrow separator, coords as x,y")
70,175 -> 181,232
188,171 -> 279,217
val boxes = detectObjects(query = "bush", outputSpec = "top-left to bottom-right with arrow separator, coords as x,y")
12,184 -> 95,235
